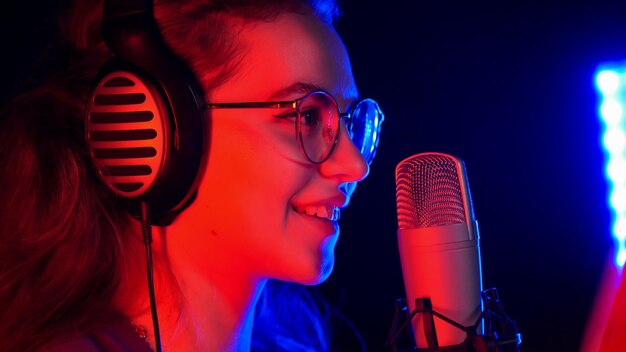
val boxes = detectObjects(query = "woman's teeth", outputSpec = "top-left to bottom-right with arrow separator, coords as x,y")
295,205 -> 340,221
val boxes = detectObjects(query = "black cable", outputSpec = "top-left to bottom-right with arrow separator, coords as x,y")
140,201 -> 163,352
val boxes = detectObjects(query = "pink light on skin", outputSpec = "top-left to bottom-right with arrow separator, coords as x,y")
120,11 -> 369,351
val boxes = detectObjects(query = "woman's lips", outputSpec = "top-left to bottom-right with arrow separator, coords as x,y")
293,205 -> 341,221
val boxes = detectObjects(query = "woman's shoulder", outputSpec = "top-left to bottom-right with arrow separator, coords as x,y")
39,312 -> 153,352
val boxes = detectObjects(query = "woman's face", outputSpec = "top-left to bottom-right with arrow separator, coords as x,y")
170,11 -> 368,285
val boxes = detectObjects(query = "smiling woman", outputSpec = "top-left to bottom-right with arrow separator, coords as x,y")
0,0 -> 382,351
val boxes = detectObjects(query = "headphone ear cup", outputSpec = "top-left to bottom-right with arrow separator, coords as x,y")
85,59 -> 206,219
85,64 -> 170,199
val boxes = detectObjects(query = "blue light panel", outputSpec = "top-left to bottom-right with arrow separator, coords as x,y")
596,66 -> 626,267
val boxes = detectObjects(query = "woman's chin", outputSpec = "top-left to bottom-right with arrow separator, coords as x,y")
293,254 -> 335,286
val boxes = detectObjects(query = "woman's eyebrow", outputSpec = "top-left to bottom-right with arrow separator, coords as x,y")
268,82 -> 325,100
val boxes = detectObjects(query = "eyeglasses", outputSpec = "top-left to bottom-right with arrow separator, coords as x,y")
203,91 -> 384,165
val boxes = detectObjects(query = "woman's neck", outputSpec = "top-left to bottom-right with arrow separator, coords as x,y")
152,269 -> 266,351
118,223 -> 268,351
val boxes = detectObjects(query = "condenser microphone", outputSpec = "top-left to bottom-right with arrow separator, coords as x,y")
395,152 -> 483,349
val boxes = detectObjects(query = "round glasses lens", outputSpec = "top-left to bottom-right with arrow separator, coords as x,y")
351,99 -> 383,164
297,92 -> 340,163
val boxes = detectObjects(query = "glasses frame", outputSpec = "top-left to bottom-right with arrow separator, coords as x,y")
203,90 -> 380,165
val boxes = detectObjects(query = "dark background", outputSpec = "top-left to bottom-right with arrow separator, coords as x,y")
1,1 -> 624,351
327,1 -> 623,352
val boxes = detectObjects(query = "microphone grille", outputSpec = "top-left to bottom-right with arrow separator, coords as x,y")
396,153 -> 466,229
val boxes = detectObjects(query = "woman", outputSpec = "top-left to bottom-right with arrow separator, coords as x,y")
0,0 -> 383,351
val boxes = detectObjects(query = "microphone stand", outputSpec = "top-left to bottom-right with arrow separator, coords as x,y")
387,288 -> 522,352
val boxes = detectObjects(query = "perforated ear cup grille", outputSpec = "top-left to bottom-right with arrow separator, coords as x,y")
395,153 -> 466,229
85,71 -> 167,198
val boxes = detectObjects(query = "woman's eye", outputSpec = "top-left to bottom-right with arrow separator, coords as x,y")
275,108 -> 321,136
300,109 -> 320,128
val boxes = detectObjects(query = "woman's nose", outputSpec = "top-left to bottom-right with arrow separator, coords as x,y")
318,122 -> 369,184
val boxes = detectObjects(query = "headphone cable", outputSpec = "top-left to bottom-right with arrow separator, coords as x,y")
140,201 -> 163,352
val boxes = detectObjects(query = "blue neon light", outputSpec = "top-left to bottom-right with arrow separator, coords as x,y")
596,65 -> 626,267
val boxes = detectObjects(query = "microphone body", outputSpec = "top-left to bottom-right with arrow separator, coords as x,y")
396,152 -> 483,348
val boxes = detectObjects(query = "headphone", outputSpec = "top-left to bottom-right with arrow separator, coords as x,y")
84,0 -> 207,222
